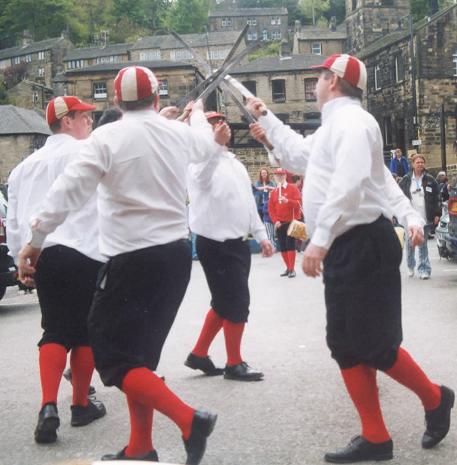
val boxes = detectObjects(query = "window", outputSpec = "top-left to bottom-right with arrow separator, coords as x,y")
352,0 -> 357,10
262,29 -> 268,41
272,79 -> 286,102
67,59 -> 84,69
247,31 -> 258,41
32,91 -> 39,103
25,54 -> 32,63
453,51 -> 457,77
208,49 -> 229,61
171,49 -> 192,61
159,79 -> 169,97
139,50 -> 162,60
96,55 -> 122,64
13,56 -> 21,64
383,116 -> 392,146
304,78 -> 317,101
38,51 -> 45,60
395,55 -> 405,83
271,31 -> 281,40
375,64 -> 381,90
311,42 -> 322,55
221,17 -> 232,27
271,16 -> 281,25
242,80 -> 257,96
247,17 -> 257,26
93,81 -> 107,99
37,67 -> 44,77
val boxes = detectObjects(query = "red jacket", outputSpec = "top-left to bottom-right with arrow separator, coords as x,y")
268,183 -> 302,223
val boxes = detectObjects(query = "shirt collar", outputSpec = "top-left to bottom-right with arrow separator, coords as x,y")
321,96 -> 361,123
122,108 -> 158,121
44,133 -> 76,147
279,182 -> 288,189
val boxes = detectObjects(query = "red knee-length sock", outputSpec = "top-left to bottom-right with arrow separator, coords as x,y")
191,308 -> 223,357
341,365 -> 391,443
287,250 -> 296,271
280,251 -> 289,269
70,346 -> 95,407
223,320 -> 244,366
122,367 -> 195,439
125,397 -> 154,457
39,343 -> 67,406
384,347 -> 441,411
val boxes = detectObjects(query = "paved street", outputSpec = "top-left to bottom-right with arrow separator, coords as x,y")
0,240 -> 456,465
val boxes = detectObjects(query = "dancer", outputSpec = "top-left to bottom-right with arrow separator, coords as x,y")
247,53 -> 453,463
185,111 -> 273,381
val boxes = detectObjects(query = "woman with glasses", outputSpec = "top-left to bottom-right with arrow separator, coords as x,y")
399,154 -> 441,279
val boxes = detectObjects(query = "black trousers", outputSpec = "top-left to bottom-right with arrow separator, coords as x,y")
276,222 -> 295,252
323,216 -> 403,371
88,240 -> 191,388
196,235 -> 251,323
35,245 -> 102,350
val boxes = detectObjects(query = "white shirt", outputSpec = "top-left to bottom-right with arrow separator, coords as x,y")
28,108 -> 220,257
188,147 -> 267,243
259,96 -> 424,249
7,134 -> 104,263
410,173 -> 427,220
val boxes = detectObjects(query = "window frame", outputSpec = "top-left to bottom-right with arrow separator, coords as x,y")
93,81 -> 108,99
247,17 -> 257,26
159,79 -> 169,97
247,31 -> 258,41
271,16 -> 281,25
221,17 -> 232,27
272,79 -> 286,103
311,42 -> 322,55
271,31 -> 281,40
38,50 -> 45,60
304,78 -> 317,102
395,54 -> 405,83
37,67 -> 45,77
453,52 -> 457,77
374,64 -> 381,90
242,80 -> 257,96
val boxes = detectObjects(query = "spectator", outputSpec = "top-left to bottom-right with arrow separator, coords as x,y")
389,148 -> 409,178
399,154 -> 441,279
253,168 -> 275,220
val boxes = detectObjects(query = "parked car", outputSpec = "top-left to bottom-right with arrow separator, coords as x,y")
444,186 -> 457,260
0,190 -> 19,300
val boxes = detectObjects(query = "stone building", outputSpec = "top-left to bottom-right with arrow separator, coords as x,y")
0,35 -> 73,89
54,61 -> 203,123
293,21 -> 346,56
208,7 -> 288,42
0,105 -> 50,182
355,2 -> 457,170
7,80 -> 53,111
63,43 -> 131,71
130,31 -> 244,68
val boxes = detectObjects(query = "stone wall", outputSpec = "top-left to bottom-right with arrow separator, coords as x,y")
0,134 -> 40,182
296,38 -> 344,56
345,0 -> 410,53
232,146 -> 272,181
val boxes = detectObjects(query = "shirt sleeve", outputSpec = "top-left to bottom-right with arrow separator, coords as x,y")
6,171 -> 21,263
28,136 -> 110,248
311,123 -> 374,249
188,109 -> 221,165
259,111 -> 314,175
384,166 -> 425,228
188,145 -> 223,187
243,170 -> 267,243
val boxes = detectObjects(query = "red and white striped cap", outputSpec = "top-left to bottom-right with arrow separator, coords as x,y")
312,54 -> 367,91
114,66 -> 159,102
46,96 -> 96,126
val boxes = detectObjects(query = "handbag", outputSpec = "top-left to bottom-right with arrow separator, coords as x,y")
287,219 -> 308,241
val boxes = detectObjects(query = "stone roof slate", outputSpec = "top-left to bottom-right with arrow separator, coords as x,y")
0,37 -> 65,60
64,43 -> 132,61
296,26 -> 347,40
131,31 -> 241,51
0,105 -> 50,135
209,7 -> 287,17
231,54 -> 326,74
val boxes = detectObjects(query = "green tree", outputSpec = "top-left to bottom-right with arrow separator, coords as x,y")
411,0 -> 455,21
298,0 -> 330,26
0,79 -> 9,104
163,0 -> 210,34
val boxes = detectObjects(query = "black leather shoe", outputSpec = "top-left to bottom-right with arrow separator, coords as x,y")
280,269 -> 290,277
34,403 -> 60,444
183,410 -> 217,465
71,399 -> 106,426
224,361 -> 264,381
422,385 -> 455,449
288,270 -> 296,278
101,446 -> 159,461
324,436 -> 393,463
185,353 -> 224,376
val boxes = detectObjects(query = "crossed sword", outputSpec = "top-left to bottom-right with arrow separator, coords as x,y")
172,26 -> 272,150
